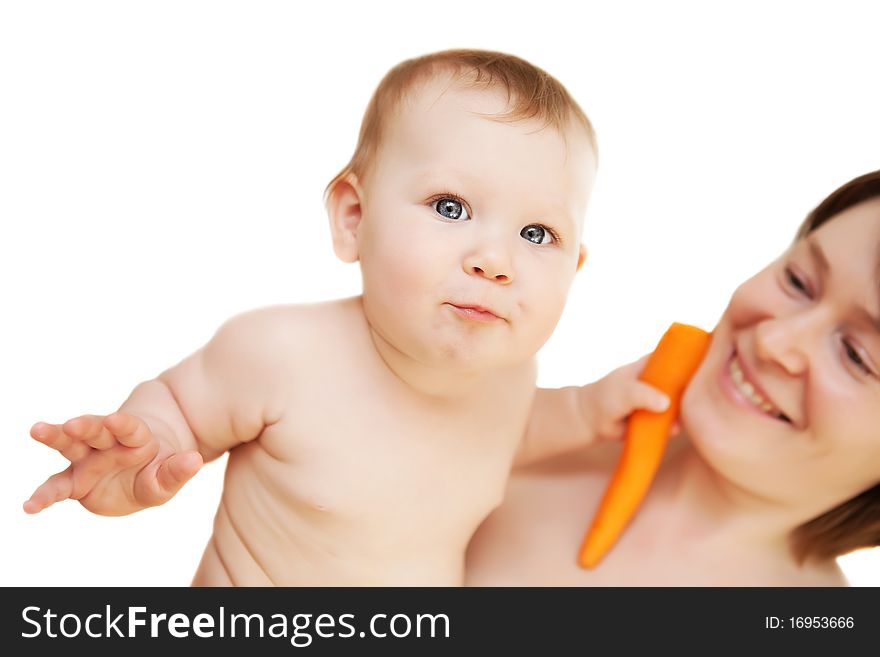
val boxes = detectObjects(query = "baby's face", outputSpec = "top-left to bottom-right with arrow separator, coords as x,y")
353,76 -> 596,371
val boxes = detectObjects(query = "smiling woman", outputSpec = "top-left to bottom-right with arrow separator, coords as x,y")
465,170 -> 880,586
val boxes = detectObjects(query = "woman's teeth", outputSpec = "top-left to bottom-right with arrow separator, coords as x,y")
729,358 -> 790,422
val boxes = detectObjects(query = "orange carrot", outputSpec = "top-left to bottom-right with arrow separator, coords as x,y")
577,322 -> 711,569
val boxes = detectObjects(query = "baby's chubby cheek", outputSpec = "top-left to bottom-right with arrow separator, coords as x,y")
515,283 -> 569,351
358,235 -> 439,312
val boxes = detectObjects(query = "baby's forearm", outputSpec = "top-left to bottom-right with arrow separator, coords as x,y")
515,386 -> 589,467
118,378 -> 202,457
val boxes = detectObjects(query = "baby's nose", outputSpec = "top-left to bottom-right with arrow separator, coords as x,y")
463,249 -> 513,284
470,265 -> 510,283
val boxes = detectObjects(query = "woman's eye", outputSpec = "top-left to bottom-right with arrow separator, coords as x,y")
433,198 -> 469,221
785,267 -> 811,297
521,224 -> 553,245
842,339 -> 873,376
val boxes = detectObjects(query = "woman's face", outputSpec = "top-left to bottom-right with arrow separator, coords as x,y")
682,198 -> 880,512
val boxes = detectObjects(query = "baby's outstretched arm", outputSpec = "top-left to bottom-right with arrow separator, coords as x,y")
25,307 -> 284,516
514,356 -> 670,467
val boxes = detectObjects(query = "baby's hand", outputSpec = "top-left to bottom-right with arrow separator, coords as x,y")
582,356 -> 671,444
24,412 -> 203,516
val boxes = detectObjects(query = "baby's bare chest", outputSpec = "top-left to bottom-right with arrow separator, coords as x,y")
250,378 -> 531,545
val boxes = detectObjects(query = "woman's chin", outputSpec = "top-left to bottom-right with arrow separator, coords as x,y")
681,384 -> 754,463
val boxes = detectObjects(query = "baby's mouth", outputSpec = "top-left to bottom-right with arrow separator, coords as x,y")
728,356 -> 792,424
445,302 -> 505,322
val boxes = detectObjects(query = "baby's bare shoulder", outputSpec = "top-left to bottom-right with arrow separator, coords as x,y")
218,298 -> 358,350
203,298 -> 363,386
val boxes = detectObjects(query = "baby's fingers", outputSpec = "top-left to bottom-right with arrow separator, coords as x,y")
136,451 -> 203,507
64,415 -> 116,450
23,465 -> 74,514
103,412 -> 153,448
608,354 -> 652,380
157,451 -> 203,493
630,381 -> 670,414
30,422 -> 90,462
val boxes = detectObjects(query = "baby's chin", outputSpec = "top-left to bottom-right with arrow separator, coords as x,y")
423,339 -> 525,372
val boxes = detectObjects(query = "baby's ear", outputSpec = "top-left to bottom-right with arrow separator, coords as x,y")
576,243 -> 588,272
326,173 -> 363,263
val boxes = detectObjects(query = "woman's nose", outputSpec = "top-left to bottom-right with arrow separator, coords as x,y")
753,313 -> 813,375
463,244 -> 514,284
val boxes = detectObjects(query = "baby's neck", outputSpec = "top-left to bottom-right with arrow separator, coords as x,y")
362,314 -> 531,403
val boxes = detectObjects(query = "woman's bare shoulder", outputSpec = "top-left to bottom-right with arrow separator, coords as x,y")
740,556 -> 849,587
521,443 -> 619,475
520,433 -> 689,477
781,562 -> 849,587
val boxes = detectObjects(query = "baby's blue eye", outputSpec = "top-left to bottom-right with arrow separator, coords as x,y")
521,224 -> 552,245
434,198 -> 469,221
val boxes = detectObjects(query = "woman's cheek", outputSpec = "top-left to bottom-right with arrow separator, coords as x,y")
726,264 -> 787,325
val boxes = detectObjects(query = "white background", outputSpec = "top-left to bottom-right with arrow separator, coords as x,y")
2,0 -> 878,586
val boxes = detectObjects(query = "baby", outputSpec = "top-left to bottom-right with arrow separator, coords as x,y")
23,49 -> 668,585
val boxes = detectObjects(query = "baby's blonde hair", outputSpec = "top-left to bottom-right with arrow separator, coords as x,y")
325,48 -> 596,200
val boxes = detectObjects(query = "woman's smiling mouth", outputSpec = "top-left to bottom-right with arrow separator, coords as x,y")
721,350 -> 793,424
